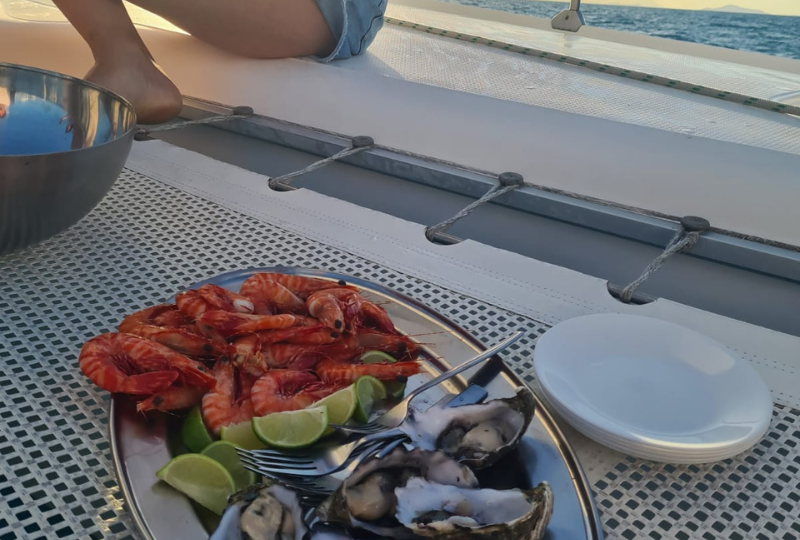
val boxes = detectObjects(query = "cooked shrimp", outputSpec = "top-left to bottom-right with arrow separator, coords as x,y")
136,386 -> 207,413
358,300 -> 397,334
197,311 -> 303,338
247,273 -> 355,298
240,327 -> 340,347
315,357 -> 421,385
240,274 -> 306,314
325,288 -> 396,334
353,329 -> 419,359
120,304 -> 192,331
175,289 -> 212,320
79,333 -> 216,395
119,305 -> 222,358
306,290 -> 346,331
285,328 -> 342,345
201,358 -> 255,435
251,370 -> 338,416
306,288 -> 397,334
151,307 -> 192,328
231,337 -> 335,376
197,283 -> 254,314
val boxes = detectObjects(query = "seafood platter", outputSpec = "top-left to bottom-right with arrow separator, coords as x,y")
78,267 -> 603,539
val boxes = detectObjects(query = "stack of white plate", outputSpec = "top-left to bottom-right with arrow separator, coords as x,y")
533,314 -> 773,464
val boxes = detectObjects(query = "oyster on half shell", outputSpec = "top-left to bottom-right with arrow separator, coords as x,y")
320,446 -> 553,540
395,477 -> 553,540
211,482 -> 308,540
404,387 -> 535,469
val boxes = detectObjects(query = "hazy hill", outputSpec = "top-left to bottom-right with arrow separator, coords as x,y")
701,5 -> 767,14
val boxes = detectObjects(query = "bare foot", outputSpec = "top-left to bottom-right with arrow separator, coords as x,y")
85,52 -> 183,125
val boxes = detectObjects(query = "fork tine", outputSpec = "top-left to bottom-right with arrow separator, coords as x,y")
240,456 -> 316,469
247,464 -> 327,477
329,422 -> 383,434
267,477 -> 332,496
239,458 -> 315,469
236,448 -> 315,463
238,448 -> 313,460
241,461 -> 319,476
280,483 -> 331,496
240,457 -> 318,471
330,422 -> 380,430
242,454 -> 316,466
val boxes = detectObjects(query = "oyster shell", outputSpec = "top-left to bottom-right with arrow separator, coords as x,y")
320,447 -> 480,539
320,446 -> 552,540
395,478 -> 553,540
404,387 -> 535,469
211,482 -> 308,540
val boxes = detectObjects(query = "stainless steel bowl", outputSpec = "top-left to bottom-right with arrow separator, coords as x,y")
0,62 -> 137,255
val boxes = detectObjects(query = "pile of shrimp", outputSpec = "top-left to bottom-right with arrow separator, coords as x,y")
78,272 -> 421,434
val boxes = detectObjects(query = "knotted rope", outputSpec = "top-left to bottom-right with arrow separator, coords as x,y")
425,172 -> 525,242
619,216 -> 710,303
135,106 -> 255,140
268,136 -> 374,190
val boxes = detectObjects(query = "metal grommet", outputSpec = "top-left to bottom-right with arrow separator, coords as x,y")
498,172 -> 524,186
352,135 -> 374,148
231,106 -> 254,116
680,215 -> 711,232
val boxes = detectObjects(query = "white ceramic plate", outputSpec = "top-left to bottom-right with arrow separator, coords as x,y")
533,314 -> 773,463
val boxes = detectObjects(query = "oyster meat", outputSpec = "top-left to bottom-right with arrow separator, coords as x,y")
321,446 -> 552,540
212,482 -> 308,540
404,387 -> 535,469
395,477 -> 553,540
321,447 -> 479,539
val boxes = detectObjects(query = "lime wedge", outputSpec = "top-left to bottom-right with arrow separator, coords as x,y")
312,385 -> 358,425
201,440 -> 257,490
359,350 -> 398,364
354,376 -> 387,423
252,407 -> 329,449
384,380 -> 408,400
221,421 -> 267,450
181,405 -> 214,453
155,454 -> 235,515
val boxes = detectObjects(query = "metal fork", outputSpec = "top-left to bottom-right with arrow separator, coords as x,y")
237,425 -> 408,477
329,329 -> 525,435
259,438 -> 407,502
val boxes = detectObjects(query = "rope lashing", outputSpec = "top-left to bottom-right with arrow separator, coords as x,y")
384,18 -> 800,118
619,216 -> 710,303
425,172 -> 525,242
268,136 -> 374,190
134,106 -> 255,140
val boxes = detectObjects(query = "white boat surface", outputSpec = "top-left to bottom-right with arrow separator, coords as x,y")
1,1 -> 799,538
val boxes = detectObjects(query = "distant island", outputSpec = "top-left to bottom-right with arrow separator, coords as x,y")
701,5 -> 767,14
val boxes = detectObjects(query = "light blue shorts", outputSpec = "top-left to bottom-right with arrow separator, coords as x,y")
312,0 -> 387,62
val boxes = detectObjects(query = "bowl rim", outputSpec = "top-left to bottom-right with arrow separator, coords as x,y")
0,60 -> 139,157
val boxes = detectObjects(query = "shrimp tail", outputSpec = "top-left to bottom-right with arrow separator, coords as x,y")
316,358 -> 421,385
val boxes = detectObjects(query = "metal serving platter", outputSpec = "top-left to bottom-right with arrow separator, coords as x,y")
110,267 -> 604,540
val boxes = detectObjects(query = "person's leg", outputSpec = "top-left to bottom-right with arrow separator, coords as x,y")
126,0 -> 336,59
52,0 -> 336,123
51,0 -> 183,124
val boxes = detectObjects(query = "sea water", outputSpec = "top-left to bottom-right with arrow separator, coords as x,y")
440,0 -> 800,60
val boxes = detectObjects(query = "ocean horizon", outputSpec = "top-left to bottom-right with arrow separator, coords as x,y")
439,0 -> 800,60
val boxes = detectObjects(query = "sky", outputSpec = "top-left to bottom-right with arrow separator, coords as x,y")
582,0 -> 800,16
